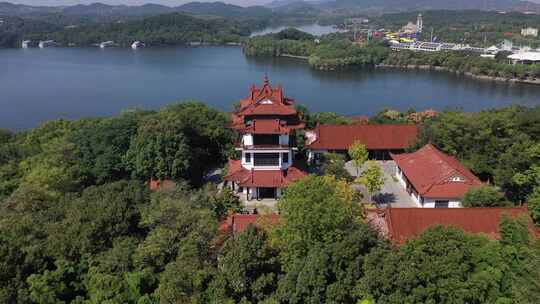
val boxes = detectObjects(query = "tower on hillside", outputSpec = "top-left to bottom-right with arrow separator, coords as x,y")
416,13 -> 423,33
224,76 -> 307,202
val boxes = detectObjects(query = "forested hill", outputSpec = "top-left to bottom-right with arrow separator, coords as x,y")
291,0 -> 540,12
18,12 -> 262,47
0,1 -> 274,18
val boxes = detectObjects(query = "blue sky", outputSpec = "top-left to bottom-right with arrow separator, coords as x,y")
8,0 -> 270,6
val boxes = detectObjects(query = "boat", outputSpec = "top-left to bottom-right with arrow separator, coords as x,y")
99,41 -> 115,48
131,41 -> 145,49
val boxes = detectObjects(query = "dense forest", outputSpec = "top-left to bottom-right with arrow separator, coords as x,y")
1,100 -> 540,303
0,13 -> 267,48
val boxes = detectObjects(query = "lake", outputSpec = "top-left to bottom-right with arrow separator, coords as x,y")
1,46 -> 540,129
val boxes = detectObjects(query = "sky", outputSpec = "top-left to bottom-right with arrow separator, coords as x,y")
8,0 -> 270,6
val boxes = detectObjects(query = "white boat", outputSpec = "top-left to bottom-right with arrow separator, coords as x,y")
99,41 -> 115,48
38,40 -> 58,48
131,41 -> 145,49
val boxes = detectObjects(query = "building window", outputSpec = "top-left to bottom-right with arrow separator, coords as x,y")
238,186 -> 244,193
254,153 -> 280,166
245,153 -> 251,163
282,152 -> 289,164
435,200 -> 449,208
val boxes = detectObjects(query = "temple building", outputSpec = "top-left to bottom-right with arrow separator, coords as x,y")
391,144 -> 483,208
224,77 -> 307,200
305,123 -> 418,161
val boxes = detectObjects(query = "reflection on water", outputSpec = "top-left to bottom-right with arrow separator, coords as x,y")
1,46 -> 540,129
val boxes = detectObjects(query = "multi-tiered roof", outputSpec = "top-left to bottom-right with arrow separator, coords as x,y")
231,76 -> 304,133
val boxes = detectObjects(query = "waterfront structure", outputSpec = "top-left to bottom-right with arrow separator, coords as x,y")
224,77 -> 307,200
38,40 -> 58,48
305,124 -> 417,161
508,51 -> 540,64
521,27 -> 538,37
366,206 -> 538,244
99,41 -> 115,48
391,144 -> 483,208
21,40 -> 31,48
390,41 -> 485,53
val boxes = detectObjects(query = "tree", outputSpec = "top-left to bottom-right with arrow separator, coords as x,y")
348,142 -> 368,176
274,175 -> 362,269
359,226 -> 511,304
528,187 -> 540,225
207,226 -> 280,303
276,224 -> 383,304
321,153 -> 353,182
462,185 -> 511,207
356,161 -> 385,202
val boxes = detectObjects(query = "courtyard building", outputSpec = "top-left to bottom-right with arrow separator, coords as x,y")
305,123 -> 417,161
224,76 -> 307,200
391,144 -> 483,208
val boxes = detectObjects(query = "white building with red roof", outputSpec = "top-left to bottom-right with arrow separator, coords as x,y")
224,76 -> 307,200
391,144 -> 483,208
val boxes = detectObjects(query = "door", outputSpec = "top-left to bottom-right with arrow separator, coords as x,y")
258,187 -> 276,199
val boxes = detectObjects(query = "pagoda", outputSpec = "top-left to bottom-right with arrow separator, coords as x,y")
224,76 -> 307,200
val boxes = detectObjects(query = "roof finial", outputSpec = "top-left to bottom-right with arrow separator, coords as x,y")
263,73 -> 269,85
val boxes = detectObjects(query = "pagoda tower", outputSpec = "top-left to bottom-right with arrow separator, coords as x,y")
224,76 -> 307,201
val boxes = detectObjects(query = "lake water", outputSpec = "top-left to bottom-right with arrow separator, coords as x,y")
1,46 -> 540,129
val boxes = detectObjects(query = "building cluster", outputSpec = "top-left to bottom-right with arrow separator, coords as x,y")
217,77 -> 538,244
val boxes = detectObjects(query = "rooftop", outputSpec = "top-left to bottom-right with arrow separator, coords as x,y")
306,124 -> 418,150
218,213 -> 281,234
367,207 -> 538,244
391,144 -> 482,199
224,159 -> 307,188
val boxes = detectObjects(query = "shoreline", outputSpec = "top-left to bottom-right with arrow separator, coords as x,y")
376,64 -> 540,86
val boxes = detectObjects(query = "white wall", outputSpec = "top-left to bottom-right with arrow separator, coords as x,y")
242,134 -> 253,146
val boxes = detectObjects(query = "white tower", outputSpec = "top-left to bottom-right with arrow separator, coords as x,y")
416,13 -> 423,33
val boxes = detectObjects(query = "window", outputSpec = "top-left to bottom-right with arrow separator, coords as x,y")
434,200 -> 449,208
254,153 -> 280,166
245,153 -> 251,163
282,152 -> 289,164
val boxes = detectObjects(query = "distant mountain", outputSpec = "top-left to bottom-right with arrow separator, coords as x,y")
0,2 -> 59,16
60,3 -> 173,17
325,0 -> 540,12
176,2 -> 272,18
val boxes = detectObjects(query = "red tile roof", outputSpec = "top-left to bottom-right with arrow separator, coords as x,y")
374,207 -> 538,244
391,144 -> 482,199
306,124 -> 418,150
219,214 -> 281,234
231,77 -> 303,131
224,159 -> 307,188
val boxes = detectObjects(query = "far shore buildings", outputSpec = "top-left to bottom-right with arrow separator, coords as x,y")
223,77 -> 307,200
305,123 -> 418,161
391,144 -> 483,208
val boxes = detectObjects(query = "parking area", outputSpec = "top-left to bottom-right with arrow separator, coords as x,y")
346,160 -> 418,208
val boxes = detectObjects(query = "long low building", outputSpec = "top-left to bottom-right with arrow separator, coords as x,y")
305,123 -> 418,161
366,207 -> 538,244
221,207 -> 538,244
391,144 -> 483,208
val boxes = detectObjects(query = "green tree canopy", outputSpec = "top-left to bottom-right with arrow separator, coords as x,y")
274,175 -> 362,269
462,185 -> 511,207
